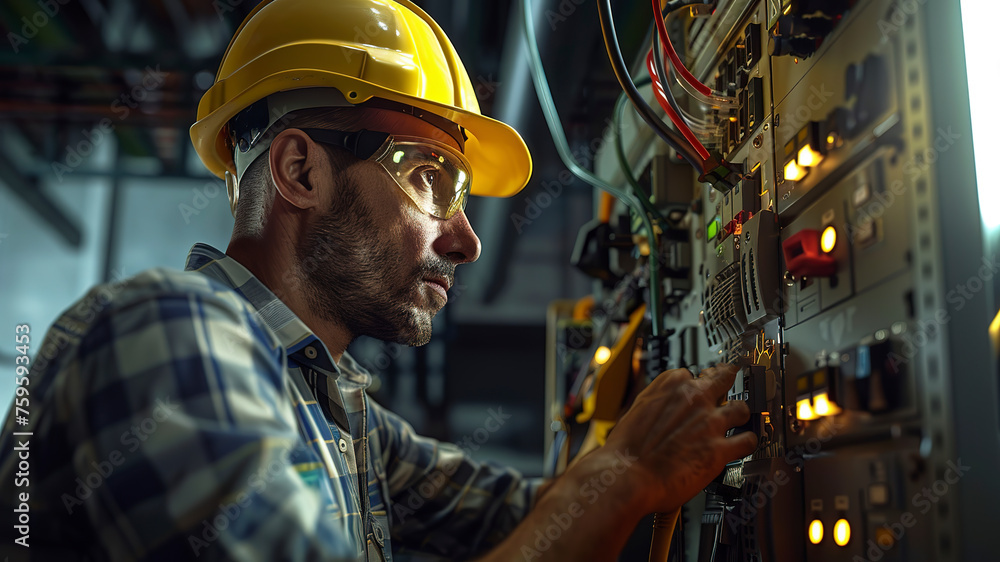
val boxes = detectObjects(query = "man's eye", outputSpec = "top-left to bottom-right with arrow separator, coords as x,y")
418,168 -> 438,190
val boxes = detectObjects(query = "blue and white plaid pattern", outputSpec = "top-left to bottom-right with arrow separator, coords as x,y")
0,243 -> 541,561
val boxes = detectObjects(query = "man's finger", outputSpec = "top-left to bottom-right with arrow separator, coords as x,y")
718,399 -> 751,429
697,363 -> 740,399
719,430 -> 758,461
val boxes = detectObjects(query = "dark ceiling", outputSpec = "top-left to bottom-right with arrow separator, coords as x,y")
0,0 -> 652,181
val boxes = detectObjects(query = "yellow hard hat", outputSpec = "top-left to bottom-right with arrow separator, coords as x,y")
190,0 -> 532,204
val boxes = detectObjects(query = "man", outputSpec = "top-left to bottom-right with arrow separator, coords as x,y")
0,0 -> 756,560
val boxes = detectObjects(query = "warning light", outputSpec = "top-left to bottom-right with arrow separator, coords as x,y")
797,398 -> 818,421
834,519 -> 851,546
821,226 -> 837,253
798,144 -> 824,167
813,392 -> 842,416
594,346 -> 612,365
784,159 -> 807,182
808,519 -> 824,544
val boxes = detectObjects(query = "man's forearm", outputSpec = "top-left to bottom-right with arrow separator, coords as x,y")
478,450 -> 649,562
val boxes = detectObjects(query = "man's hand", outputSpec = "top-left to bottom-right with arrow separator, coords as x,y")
603,363 -> 758,514
479,364 -> 756,562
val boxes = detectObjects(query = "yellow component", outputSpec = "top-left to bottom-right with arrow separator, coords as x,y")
576,305 -> 646,425
875,527 -> 895,549
784,159 -> 807,182
572,295 -> 595,321
821,225 -> 837,253
797,398 -> 818,421
798,144 -> 823,167
834,519 -> 851,546
191,0 -> 531,201
594,345 -> 612,365
989,307 -> 1000,355
812,392 -> 842,416
572,419 -> 617,460
808,519 -> 824,544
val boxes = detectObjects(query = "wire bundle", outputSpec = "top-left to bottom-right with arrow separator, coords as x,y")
521,0 -> 742,337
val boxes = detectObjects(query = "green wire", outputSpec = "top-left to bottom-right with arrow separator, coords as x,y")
521,0 -> 663,336
613,88 -> 664,223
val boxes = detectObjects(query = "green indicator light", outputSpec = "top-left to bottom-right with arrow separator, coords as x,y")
707,217 -> 721,240
716,243 -> 725,257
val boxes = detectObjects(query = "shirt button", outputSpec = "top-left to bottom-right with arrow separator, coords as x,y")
338,438 -> 349,452
304,346 -> 318,359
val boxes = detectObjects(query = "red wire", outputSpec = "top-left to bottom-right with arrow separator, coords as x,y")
646,48 -> 711,161
653,0 -> 712,97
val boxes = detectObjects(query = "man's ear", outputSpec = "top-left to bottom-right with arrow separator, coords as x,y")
269,129 -> 322,210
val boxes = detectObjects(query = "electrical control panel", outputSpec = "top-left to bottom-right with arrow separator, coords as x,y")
553,0 -> 996,560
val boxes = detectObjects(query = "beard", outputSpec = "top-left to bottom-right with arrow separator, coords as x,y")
294,172 -> 454,347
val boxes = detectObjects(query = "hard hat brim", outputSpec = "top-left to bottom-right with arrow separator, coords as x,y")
191,69 -> 532,198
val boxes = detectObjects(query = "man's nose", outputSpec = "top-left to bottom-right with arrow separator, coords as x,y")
433,209 -> 481,264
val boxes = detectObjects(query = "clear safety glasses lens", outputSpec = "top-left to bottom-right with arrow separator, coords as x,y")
374,136 -> 472,220
298,128 -> 471,220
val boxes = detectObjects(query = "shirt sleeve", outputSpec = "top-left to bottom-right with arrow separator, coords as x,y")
368,399 -> 544,559
63,291 -> 365,561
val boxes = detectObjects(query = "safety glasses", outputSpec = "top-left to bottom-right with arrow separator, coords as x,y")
300,128 -> 472,220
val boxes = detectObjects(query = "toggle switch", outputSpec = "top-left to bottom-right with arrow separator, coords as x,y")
783,229 -> 838,278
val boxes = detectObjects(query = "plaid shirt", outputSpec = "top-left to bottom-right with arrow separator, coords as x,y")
0,243 -> 541,561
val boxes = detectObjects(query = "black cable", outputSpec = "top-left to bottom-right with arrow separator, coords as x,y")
652,31 -> 687,136
656,1 -> 723,122
662,0 -> 707,15
597,0 -> 703,172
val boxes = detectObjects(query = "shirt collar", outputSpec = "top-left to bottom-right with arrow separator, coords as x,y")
184,242 -> 373,386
